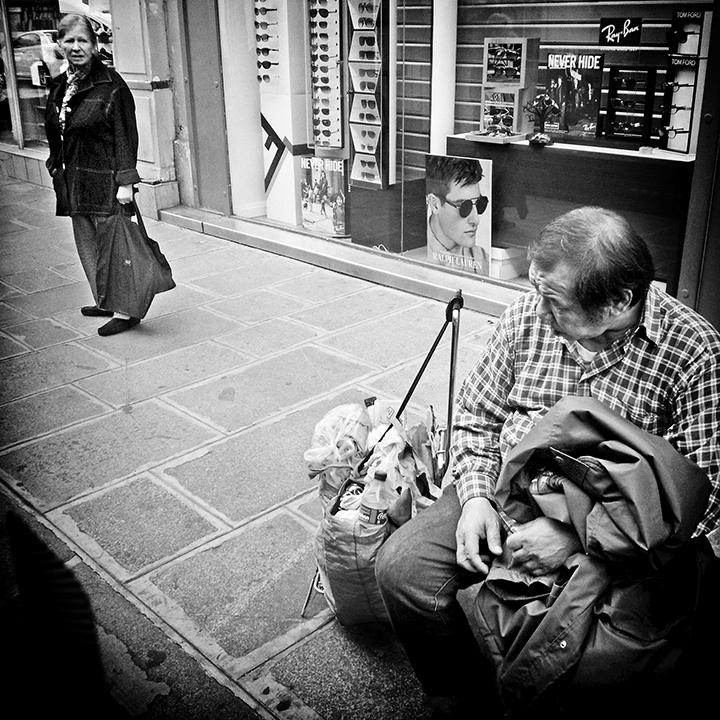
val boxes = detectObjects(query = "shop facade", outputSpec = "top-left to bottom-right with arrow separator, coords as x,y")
1,0 -> 718,326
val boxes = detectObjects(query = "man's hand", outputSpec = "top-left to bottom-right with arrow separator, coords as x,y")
116,184 -> 134,204
455,497 -> 503,574
505,517 -> 583,576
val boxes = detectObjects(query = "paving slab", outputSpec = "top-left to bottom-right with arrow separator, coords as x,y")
0,280 -> 20,301
166,346 -> 376,433
273,269 -> 373,302
144,511 -> 319,658
0,302 -> 33,328
253,621 -> 430,720
142,283 -> 219,319
80,307 -> 246,364
209,288 -> 313,324
59,475 -> 223,576
188,259 -> 315,298
1,266 -> 77,293
0,400 -> 220,510
0,385 -> 107,449
289,285 -> 421,333
76,341 -> 251,407
0,239 -> 79,275
218,318 -> 323,359
317,302 -> 447,369
167,246 -> 269,283
162,391 -> 368,523
0,342 -> 116,403
0,333 -> 28,360
4,317 -> 83,349
2,280 -> 92,317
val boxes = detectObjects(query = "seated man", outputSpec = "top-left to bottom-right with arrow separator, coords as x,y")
376,206 -> 720,718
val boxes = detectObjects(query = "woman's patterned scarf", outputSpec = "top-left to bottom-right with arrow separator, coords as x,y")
59,62 -> 92,132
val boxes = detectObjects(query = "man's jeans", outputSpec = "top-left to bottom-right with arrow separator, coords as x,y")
376,483 -> 496,698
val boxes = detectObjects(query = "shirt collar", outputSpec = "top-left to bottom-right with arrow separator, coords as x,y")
633,284 -> 663,348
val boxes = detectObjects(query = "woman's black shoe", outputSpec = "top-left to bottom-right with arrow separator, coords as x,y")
81,306 -> 114,317
97,318 -> 140,336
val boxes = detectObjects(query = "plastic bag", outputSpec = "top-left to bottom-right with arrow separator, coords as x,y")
96,207 -> 175,319
304,403 -> 372,505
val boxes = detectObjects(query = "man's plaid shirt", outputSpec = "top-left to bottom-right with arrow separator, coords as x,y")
452,284 -> 720,536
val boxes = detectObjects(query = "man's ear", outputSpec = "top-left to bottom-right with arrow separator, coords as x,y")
609,288 -> 635,316
427,193 -> 441,214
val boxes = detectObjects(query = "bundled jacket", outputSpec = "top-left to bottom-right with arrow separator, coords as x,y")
474,396 -> 714,713
45,55 -> 140,216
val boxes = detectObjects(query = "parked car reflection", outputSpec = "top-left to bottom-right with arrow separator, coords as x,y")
11,30 -> 65,81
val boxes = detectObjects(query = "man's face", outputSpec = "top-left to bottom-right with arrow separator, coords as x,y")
433,179 -> 482,248
529,261 -> 615,343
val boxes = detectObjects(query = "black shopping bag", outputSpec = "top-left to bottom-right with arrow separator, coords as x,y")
96,201 -> 175,319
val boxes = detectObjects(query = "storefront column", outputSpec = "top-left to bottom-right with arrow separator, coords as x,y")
110,0 -> 179,218
254,0 -> 309,226
429,0 -> 458,154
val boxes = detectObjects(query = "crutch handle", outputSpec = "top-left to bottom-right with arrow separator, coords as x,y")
445,289 -> 464,323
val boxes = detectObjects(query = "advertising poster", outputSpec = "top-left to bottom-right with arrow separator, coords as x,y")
425,155 -> 492,276
300,156 -> 348,237
545,52 -> 604,137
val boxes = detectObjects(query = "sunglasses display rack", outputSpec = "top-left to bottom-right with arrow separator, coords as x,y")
603,67 -> 659,145
475,37 -> 538,141
309,0 -> 344,149
255,0 -> 281,86
659,8 -> 709,154
347,0 -> 389,189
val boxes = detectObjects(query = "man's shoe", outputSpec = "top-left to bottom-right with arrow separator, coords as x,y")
81,306 -> 114,317
97,317 -> 140,336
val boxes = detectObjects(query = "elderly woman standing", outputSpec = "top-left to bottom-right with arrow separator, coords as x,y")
45,14 -> 142,336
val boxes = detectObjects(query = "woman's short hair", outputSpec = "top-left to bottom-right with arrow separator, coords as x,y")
528,206 -> 655,315
57,14 -> 97,44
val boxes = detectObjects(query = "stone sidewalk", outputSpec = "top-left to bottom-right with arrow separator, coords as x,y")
0,175 -> 498,718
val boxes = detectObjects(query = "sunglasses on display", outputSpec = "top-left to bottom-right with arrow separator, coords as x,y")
662,81 -> 694,92
254,21 -> 277,29
666,28 -> 700,44
359,81 -> 375,91
659,126 -> 689,138
492,66 -> 518,78
358,17 -> 374,28
610,97 -> 644,109
360,129 -> 377,138
257,60 -> 279,69
361,172 -> 377,180
360,98 -> 376,109
312,53 -> 337,62
440,196 -> 489,218
612,77 -> 644,90
256,34 -> 277,42
359,113 -> 377,122
311,32 -> 329,40
310,20 -> 328,29
358,2 -> 375,12
255,7 -> 276,15
257,47 -> 277,56
313,118 -> 332,126
360,159 -> 375,168
611,121 -> 643,132
257,74 -> 279,82
660,104 -> 691,114
359,35 -> 376,46
310,8 -> 337,18
359,51 -> 377,60
490,115 -> 513,127
358,67 -> 377,77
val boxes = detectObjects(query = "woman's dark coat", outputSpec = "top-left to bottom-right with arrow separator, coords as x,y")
45,55 -> 140,216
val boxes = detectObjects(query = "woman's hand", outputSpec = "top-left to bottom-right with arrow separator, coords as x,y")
455,496 -> 503,574
116,184 -> 134,204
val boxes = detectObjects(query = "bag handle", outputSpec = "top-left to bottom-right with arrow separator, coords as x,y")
130,198 -> 148,237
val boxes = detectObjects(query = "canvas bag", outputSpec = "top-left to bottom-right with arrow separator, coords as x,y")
96,202 -> 175,319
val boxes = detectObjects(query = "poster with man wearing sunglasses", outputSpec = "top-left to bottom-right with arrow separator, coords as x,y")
425,155 -> 492,275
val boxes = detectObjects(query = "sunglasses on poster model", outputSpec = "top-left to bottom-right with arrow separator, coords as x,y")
439,195 -> 489,218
